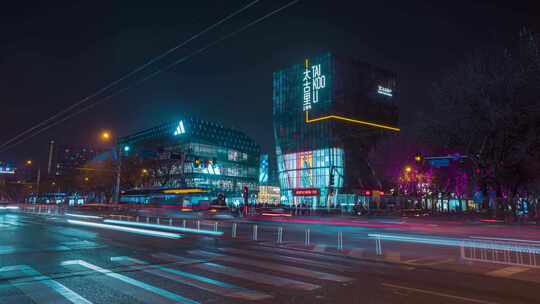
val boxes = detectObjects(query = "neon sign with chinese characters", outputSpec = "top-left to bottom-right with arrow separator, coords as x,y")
302,59 -> 327,112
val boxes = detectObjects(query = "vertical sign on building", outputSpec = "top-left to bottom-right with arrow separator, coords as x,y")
302,58 -> 326,111
312,63 -> 325,103
303,59 -> 312,111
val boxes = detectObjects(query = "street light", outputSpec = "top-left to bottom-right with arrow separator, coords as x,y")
100,131 -> 111,141
98,130 -> 122,204
405,166 -> 412,173
24,159 -> 41,198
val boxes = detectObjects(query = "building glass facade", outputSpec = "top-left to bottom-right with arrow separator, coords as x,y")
273,53 -> 398,208
118,117 -> 260,206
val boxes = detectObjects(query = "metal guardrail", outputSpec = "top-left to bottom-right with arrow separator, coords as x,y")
461,241 -> 540,268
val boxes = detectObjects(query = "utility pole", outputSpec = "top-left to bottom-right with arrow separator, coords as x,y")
113,146 -> 121,204
36,167 -> 41,196
47,140 -> 55,175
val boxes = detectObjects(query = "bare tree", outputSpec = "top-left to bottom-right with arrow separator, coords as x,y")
418,29 -> 540,217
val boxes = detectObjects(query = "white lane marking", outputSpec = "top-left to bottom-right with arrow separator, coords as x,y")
153,253 -> 320,291
486,266 -> 531,278
189,250 -> 353,282
61,260 -> 198,304
470,236 -> 540,244
381,283 -> 499,304
67,220 -> 182,239
111,256 -> 271,301
0,264 -> 92,304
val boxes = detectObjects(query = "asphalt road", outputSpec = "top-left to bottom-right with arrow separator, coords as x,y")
1,209 -> 539,304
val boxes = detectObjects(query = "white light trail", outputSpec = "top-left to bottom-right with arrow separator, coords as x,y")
0,206 -> 19,210
368,233 -> 540,254
104,219 -> 223,236
65,213 -> 102,219
67,220 -> 182,239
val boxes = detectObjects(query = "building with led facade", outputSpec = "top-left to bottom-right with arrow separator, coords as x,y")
273,52 -> 399,208
117,117 -> 260,205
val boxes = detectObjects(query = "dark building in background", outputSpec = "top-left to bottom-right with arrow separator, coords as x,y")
118,117 -> 260,206
54,145 -> 101,176
273,52 -> 399,208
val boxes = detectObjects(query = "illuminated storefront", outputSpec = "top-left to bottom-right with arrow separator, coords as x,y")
257,185 -> 280,205
273,53 -> 399,208
118,117 -> 260,205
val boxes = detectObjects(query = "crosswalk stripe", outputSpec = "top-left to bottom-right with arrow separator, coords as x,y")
404,257 -> 455,266
348,248 -> 365,258
313,244 -> 327,252
0,264 -> 92,304
153,253 -> 320,291
111,256 -> 271,301
189,249 -> 354,283
61,260 -> 199,304
250,245 -> 365,266
220,247 -> 355,272
486,266 -> 531,278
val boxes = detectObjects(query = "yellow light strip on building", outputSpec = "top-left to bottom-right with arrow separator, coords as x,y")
162,189 -> 209,194
305,111 -> 400,132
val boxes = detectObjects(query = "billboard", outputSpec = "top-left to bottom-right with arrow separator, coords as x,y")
293,188 -> 320,196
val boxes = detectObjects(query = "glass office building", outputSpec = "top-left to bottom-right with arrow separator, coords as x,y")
273,52 -> 399,208
118,117 -> 260,205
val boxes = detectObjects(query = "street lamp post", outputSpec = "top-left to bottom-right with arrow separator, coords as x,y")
25,160 -> 41,201
100,130 -> 122,204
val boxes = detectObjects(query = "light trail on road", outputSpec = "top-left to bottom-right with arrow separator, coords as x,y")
104,219 -> 224,236
67,219 -> 182,239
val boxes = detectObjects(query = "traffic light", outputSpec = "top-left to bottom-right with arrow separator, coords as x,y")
414,153 -> 422,162
194,158 -> 201,168
329,172 -> 335,187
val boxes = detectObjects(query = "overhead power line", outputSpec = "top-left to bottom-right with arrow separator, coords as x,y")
0,0 -> 300,153
0,0 -> 260,151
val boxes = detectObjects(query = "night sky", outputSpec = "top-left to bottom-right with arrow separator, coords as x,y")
1,0 -> 538,164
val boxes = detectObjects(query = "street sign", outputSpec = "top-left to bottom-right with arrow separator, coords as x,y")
429,159 -> 450,167
293,188 -> 320,196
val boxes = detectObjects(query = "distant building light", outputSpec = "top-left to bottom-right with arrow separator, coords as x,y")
0,167 -> 15,174
377,85 -> 393,97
